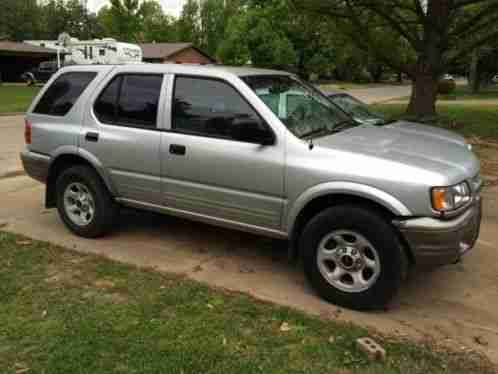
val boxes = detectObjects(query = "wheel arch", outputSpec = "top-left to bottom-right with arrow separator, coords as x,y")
287,182 -> 413,261
45,150 -> 115,208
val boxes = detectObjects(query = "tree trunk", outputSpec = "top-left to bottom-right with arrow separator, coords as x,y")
407,73 -> 438,118
397,72 -> 403,84
469,50 -> 480,93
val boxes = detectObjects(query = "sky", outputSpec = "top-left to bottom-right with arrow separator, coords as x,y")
86,0 -> 186,17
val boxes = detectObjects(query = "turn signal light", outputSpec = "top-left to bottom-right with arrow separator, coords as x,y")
24,119 -> 32,144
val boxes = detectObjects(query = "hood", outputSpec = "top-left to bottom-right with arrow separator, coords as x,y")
385,120 -> 467,146
313,123 -> 479,185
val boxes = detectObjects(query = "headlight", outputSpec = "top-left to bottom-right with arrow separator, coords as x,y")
431,182 -> 471,212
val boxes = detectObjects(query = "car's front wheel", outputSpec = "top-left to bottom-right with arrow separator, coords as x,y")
56,165 -> 117,238
300,204 -> 404,310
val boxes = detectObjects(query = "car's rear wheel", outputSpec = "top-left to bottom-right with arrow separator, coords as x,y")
300,204 -> 403,310
56,165 -> 117,238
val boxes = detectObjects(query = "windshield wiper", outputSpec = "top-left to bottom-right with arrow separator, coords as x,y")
331,120 -> 357,133
299,127 -> 329,139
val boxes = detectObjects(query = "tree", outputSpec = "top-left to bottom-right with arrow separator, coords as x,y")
138,0 -> 177,42
219,0 -> 347,77
217,4 -> 297,70
467,46 -> 498,92
177,0 -> 202,46
199,0 -> 226,57
98,0 -> 142,41
296,0 -> 498,117
2,0 -> 41,41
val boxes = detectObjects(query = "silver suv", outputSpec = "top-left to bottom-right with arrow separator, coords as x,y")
21,64 -> 482,310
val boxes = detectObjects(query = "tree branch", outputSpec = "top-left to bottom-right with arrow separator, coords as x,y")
352,1 -> 423,50
450,2 -> 498,38
447,29 -> 498,64
342,1 -> 412,75
452,0 -> 498,9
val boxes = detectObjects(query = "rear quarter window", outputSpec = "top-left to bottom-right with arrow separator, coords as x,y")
33,71 -> 97,116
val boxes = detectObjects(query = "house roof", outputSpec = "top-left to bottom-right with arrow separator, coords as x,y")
0,41 -> 58,55
139,43 -> 215,62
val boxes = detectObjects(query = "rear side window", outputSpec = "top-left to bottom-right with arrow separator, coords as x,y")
94,74 -> 163,128
34,72 -> 97,116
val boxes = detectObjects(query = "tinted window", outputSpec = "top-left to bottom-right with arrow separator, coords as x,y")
173,76 -> 264,141
117,75 -> 162,127
94,75 -> 121,124
93,74 -> 163,128
34,72 -> 97,116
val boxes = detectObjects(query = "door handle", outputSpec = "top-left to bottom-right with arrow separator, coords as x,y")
85,132 -> 99,142
169,144 -> 186,156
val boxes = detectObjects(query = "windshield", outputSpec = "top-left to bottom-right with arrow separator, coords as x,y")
329,94 -> 385,125
242,75 -> 352,138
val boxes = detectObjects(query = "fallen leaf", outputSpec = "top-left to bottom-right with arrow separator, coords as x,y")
207,303 -> 214,309
192,265 -> 203,272
16,368 -> 30,374
328,336 -> 335,344
41,310 -> 47,318
16,240 -> 32,246
222,337 -> 227,345
94,280 -> 115,289
280,322 -> 291,332
474,336 -> 488,346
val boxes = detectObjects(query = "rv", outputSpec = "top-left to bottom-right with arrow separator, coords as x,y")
24,34 -> 143,66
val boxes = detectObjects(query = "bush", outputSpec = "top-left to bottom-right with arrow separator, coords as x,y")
438,79 -> 456,95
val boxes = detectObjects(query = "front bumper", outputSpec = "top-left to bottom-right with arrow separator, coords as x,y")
394,197 -> 482,267
21,151 -> 50,183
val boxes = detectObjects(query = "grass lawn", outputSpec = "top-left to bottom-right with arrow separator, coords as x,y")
319,82 -> 407,91
439,84 -> 498,101
0,84 -> 40,113
0,231 -> 493,374
372,103 -> 498,140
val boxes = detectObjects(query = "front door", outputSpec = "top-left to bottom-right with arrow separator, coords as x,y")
161,75 -> 285,230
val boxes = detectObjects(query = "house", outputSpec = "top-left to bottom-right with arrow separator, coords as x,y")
0,40 -> 58,82
139,43 -> 215,65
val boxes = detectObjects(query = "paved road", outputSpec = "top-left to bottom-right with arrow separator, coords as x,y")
1,175 -> 498,364
345,84 -> 412,104
0,115 -> 24,178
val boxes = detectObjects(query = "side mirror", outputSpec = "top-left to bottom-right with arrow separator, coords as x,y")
231,118 -> 275,145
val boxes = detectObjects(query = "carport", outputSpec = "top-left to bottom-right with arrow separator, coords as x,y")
0,41 -> 57,82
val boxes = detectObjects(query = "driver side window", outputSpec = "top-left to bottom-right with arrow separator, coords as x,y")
172,76 -> 267,142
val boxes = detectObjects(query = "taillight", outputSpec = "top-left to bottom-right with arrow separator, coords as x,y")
24,119 -> 32,144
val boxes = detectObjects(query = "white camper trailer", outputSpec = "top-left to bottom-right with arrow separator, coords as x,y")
24,34 -> 143,66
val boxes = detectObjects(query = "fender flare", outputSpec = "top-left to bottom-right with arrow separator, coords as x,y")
47,147 -> 117,197
287,181 -> 412,234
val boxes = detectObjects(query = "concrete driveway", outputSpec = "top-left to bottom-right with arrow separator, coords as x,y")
346,84 -> 412,104
0,115 -> 24,178
1,173 -> 498,364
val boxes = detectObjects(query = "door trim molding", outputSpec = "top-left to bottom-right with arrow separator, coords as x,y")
116,197 -> 289,239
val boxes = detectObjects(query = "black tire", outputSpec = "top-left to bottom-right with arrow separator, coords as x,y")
56,165 -> 117,238
300,204 -> 403,310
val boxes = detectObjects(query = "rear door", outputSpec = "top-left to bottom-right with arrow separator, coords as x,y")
81,71 -> 166,204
